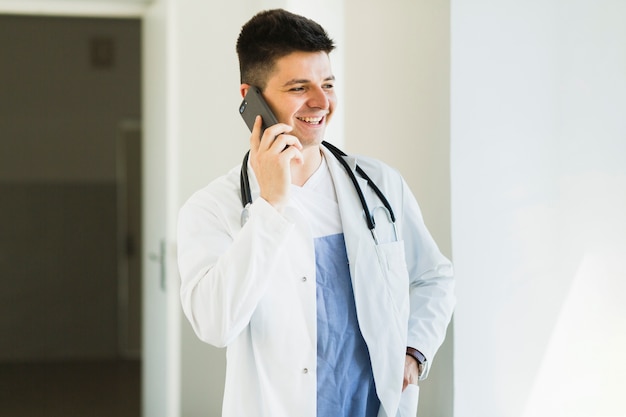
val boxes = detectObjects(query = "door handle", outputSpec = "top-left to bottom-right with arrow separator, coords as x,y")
148,239 -> 166,291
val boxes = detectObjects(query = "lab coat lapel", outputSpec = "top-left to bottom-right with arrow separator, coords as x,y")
322,146 -> 371,261
323,146 -> 404,417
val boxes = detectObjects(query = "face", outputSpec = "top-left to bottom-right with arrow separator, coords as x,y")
242,51 -> 337,148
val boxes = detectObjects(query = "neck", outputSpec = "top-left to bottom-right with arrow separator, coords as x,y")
291,145 -> 323,186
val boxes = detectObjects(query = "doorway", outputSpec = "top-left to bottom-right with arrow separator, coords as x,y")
0,14 -> 142,416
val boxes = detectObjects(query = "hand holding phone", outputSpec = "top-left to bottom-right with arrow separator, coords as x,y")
238,86 -> 303,211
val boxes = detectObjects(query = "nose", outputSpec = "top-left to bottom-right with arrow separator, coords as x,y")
307,85 -> 330,110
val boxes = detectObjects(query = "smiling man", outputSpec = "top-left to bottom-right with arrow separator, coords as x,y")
177,9 -> 455,417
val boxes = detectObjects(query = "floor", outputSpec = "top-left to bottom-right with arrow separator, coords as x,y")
0,359 -> 140,417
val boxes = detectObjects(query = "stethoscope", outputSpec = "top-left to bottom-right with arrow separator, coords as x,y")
240,141 -> 398,245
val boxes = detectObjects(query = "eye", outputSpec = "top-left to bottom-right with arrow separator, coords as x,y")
323,83 -> 334,90
289,86 -> 305,92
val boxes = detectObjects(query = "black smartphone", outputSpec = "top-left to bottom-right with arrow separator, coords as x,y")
239,86 -> 279,133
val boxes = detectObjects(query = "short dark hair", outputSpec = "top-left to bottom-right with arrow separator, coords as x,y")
236,9 -> 336,90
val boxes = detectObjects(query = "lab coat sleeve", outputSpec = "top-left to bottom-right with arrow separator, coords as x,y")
178,188 -> 294,347
400,178 -> 455,378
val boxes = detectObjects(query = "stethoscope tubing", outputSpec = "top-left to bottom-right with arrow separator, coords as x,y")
239,141 -> 397,243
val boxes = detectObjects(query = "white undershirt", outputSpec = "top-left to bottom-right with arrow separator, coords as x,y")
289,155 -> 342,238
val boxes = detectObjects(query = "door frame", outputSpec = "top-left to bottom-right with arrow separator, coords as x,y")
0,0 -> 147,18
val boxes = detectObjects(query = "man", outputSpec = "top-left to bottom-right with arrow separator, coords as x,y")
178,9 -> 455,417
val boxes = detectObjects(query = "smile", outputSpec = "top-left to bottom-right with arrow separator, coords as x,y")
296,116 -> 324,125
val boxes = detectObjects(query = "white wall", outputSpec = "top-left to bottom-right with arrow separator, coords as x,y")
451,1 -> 626,416
173,1 -> 250,415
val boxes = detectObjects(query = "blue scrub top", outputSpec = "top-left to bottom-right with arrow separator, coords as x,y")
315,233 -> 380,417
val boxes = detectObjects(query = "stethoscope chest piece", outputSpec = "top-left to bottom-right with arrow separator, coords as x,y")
241,203 -> 251,227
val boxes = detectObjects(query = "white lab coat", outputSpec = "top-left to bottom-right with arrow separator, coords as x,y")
178,146 -> 455,417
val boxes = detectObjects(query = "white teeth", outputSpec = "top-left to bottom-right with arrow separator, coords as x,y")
298,116 -> 323,124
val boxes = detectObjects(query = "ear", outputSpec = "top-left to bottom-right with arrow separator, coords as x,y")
240,83 -> 251,98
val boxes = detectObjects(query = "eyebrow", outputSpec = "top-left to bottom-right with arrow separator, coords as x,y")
282,75 -> 336,87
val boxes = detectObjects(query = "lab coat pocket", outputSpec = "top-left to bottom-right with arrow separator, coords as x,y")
375,241 -> 410,316
398,384 -> 420,417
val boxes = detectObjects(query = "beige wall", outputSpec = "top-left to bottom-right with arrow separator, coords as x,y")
344,0 -> 451,251
344,1 -> 453,415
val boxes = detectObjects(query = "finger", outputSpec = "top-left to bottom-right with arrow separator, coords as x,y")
260,123 -> 294,150
249,115 -> 263,154
270,134 -> 302,153
279,143 -> 304,165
